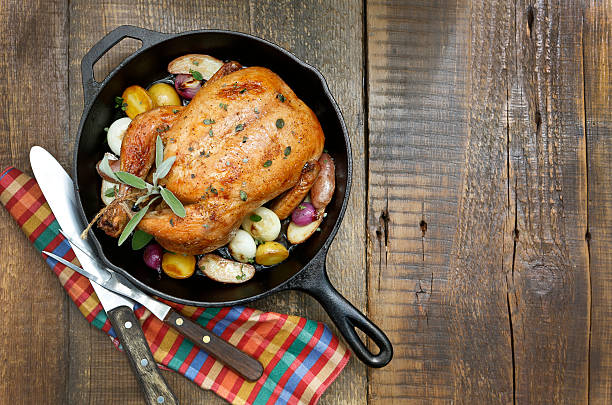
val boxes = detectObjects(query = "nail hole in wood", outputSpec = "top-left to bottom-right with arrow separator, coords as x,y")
513,228 -> 520,241
535,109 -> 541,133
585,231 -> 591,241
419,220 -> 427,236
527,5 -> 535,38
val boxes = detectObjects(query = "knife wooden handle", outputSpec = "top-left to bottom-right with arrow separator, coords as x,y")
165,309 -> 264,381
107,306 -> 178,405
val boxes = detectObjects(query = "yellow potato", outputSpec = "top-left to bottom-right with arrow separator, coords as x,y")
161,252 -> 196,279
255,242 -> 289,266
122,85 -> 154,119
148,83 -> 181,106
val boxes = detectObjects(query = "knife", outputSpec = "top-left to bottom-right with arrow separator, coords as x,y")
31,147 -> 179,405
30,148 -> 263,388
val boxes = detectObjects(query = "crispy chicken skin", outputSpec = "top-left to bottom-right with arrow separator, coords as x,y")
100,66 -> 325,254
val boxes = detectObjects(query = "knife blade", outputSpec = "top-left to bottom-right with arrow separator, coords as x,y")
30,146 -> 263,382
30,146 -> 178,405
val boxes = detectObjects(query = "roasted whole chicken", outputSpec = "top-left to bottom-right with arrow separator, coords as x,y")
98,65 -> 325,254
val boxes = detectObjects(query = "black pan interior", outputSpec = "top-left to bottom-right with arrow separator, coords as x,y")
75,31 -> 350,306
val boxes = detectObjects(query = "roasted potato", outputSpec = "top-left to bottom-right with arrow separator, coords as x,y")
287,211 -> 324,244
167,54 -> 224,80
198,254 -> 255,283
147,83 -> 181,106
161,252 -> 196,279
255,242 -> 289,266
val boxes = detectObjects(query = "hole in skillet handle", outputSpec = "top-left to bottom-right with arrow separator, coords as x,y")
81,25 -> 169,103
284,249 -> 393,368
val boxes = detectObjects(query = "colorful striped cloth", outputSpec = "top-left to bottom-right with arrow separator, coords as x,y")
0,167 -> 350,404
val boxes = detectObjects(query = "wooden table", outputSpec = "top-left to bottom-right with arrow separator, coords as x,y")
0,0 -> 609,403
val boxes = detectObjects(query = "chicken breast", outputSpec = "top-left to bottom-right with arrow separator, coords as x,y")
99,66 -> 324,254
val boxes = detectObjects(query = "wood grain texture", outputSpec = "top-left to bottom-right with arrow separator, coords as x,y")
509,1 -> 590,402
366,0 -> 472,402
67,1 -> 365,404
0,1 -> 70,404
107,306 -> 178,405
584,1 -> 612,403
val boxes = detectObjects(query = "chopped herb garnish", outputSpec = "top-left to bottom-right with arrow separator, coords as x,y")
173,109 -> 179,114
219,103 -> 228,110
114,96 -> 127,111
239,88 -> 247,94
316,227 -> 321,232
277,93 -> 286,102
254,107 -> 260,114
235,123 -> 244,132
104,127 -> 109,132
193,60 -> 200,66
203,224 -> 209,228
263,160 -> 272,168
169,219 -> 175,227
226,161 -> 231,166
188,146 -> 194,152
240,190 -> 247,201
298,205 -> 305,210
242,136 -> 248,143
200,150 -> 207,156
323,148 -> 328,153
276,118 -> 285,129
209,129 -> 214,137
104,188 -> 116,197
210,185 -> 218,195
284,146 -> 292,157
190,174 -> 195,178
236,265 -> 246,280
203,119 -> 215,125
190,69 -> 204,81
242,158 -> 248,163
250,214 -> 262,222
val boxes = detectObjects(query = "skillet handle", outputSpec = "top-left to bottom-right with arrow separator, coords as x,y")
81,25 -> 169,102
288,256 -> 393,368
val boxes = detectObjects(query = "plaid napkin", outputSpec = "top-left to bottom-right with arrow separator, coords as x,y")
0,167 -> 350,405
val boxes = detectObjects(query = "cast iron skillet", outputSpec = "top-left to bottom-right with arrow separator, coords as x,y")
74,25 -> 392,368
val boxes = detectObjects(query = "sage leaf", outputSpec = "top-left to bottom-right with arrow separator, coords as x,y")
99,154 -> 119,182
156,135 -> 163,169
160,187 -> 186,218
115,171 -> 147,189
131,230 -> 153,250
155,156 -> 176,180
118,197 -> 158,246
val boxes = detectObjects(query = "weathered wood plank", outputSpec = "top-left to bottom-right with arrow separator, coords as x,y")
366,0 -> 508,402
508,1 -> 590,402
584,1 -> 612,403
68,1 -> 365,404
0,1 -> 70,404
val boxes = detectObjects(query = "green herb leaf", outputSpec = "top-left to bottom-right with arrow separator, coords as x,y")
172,109 -> 179,114
99,154 -> 119,182
104,187 -> 116,197
160,187 -> 186,218
118,197 -> 158,246
115,171 -> 147,189
219,103 -> 228,110
250,214 -> 262,222
155,136 -> 163,169
131,230 -> 153,250
276,118 -> 285,129
155,156 -> 176,180
254,107 -> 260,114
203,119 -> 215,125
263,160 -> 272,168
193,60 -> 200,66
190,69 -> 204,81
209,129 -> 214,137
242,136 -> 247,143
235,123 -> 244,132
240,88 -> 247,94
284,146 -> 291,156
277,93 -> 286,102
240,190 -> 247,201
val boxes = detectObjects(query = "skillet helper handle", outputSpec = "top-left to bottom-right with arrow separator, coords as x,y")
295,260 -> 393,368
165,309 -> 264,382
107,306 -> 178,405
81,25 -> 168,101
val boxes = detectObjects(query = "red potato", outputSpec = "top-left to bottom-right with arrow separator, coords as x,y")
96,153 -> 121,183
198,254 -> 255,284
310,153 -> 335,209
